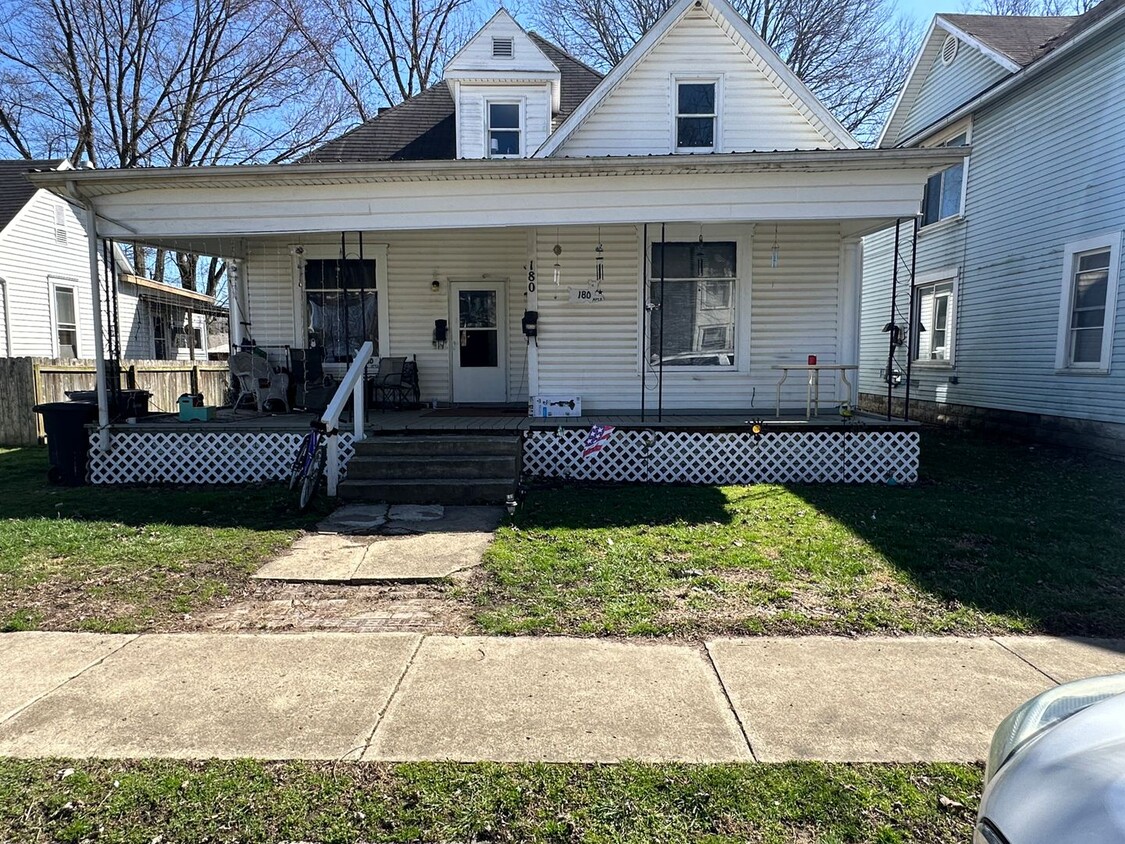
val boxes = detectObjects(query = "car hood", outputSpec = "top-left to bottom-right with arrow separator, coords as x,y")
984,693 -> 1125,843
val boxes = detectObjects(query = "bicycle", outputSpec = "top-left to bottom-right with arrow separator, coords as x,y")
289,419 -> 336,510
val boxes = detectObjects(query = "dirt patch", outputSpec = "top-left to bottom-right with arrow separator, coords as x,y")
191,579 -> 476,633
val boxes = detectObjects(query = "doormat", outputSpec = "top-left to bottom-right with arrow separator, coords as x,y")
424,406 -> 528,417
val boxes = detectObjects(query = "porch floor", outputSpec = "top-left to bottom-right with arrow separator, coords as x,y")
109,407 -> 918,434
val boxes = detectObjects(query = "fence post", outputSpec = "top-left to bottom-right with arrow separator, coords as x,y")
127,365 -> 136,389
191,365 -> 199,396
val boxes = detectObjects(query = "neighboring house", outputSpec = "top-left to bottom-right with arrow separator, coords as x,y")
30,0 -> 963,493
0,158 -> 226,362
859,0 -> 1125,457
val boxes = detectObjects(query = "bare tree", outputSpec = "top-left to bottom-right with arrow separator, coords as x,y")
277,0 -> 477,122
965,0 -> 1097,13
0,0 -> 349,294
535,0 -> 918,142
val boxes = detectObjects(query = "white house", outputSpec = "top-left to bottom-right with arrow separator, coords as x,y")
0,158 -> 223,362
859,0 -> 1125,458
30,0 -> 964,496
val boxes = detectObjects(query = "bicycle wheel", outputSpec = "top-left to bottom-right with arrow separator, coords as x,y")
289,433 -> 314,491
298,444 -> 327,511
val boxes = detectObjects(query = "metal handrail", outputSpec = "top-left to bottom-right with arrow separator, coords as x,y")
320,341 -> 372,495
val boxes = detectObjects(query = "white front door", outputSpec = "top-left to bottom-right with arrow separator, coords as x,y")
450,281 -> 507,403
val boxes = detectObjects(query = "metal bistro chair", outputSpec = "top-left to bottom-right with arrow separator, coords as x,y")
371,355 -> 420,410
231,351 -> 289,412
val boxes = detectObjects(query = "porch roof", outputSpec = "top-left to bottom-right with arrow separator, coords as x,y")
29,148 -> 965,253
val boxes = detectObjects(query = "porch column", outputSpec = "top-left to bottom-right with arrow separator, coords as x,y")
837,239 -> 862,404
84,201 -> 111,451
229,258 -> 249,349
525,229 -> 539,398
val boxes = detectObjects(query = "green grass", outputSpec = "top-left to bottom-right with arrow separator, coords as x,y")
0,758 -> 981,843
0,447 -> 325,633
479,430 -> 1125,637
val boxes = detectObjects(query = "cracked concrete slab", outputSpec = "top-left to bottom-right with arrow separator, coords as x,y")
994,636 -> 1125,684
0,633 -> 420,760
253,534 -> 368,581
387,504 -> 444,521
0,632 -> 136,724
708,637 -> 1054,763
316,504 -> 389,535
352,531 -> 494,581
366,636 -> 751,763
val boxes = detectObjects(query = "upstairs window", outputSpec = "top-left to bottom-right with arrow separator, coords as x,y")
676,81 -> 717,151
487,102 -> 521,157
1056,234 -> 1121,372
921,130 -> 969,226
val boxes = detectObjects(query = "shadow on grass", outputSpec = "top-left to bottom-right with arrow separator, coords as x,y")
515,482 -> 734,529
789,429 -> 1125,637
0,446 -> 328,531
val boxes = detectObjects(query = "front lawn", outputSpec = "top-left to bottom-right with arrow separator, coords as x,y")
479,430 -> 1125,637
0,758 -> 981,843
0,447 -> 322,633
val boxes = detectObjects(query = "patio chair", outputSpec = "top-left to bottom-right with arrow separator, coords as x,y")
291,347 -> 333,412
370,355 -> 414,410
231,351 -> 289,412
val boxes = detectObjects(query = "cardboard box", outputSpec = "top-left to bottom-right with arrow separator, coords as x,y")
530,395 -> 582,417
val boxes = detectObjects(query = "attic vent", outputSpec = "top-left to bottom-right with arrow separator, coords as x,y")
492,36 -> 514,58
54,228 -> 68,245
940,35 -> 958,66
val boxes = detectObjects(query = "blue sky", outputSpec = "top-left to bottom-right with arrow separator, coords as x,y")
899,0 -> 963,23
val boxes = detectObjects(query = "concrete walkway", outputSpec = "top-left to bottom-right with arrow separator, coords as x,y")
1,632 -> 1123,763
254,505 -> 506,583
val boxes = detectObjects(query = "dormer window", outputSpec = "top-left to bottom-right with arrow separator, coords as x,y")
492,37 -> 514,58
487,101 -> 522,157
675,79 -> 718,152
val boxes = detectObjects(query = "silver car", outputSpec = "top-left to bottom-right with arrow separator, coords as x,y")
975,674 -> 1125,843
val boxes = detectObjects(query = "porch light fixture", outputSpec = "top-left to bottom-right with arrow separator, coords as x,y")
431,278 -> 441,293
771,225 -> 780,268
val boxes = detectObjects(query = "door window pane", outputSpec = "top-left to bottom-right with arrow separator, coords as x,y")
459,329 -> 498,367
459,291 -> 497,328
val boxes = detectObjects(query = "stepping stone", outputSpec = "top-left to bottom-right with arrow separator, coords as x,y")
253,534 -> 367,582
317,504 -> 389,535
387,504 -> 444,522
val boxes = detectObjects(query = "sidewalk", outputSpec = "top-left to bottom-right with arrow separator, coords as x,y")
1,631 -> 1123,764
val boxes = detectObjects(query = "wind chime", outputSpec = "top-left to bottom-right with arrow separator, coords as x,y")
594,228 -> 604,293
552,228 -> 562,287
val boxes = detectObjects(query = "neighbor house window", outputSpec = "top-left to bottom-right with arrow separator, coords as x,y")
1056,234 -> 1121,371
912,277 -> 956,363
304,258 -> 378,362
675,80 -> 717,151
51,283 -> 79,357
648,241 -> 736,366
921,130 -> 969,226
487,102 -> 521,157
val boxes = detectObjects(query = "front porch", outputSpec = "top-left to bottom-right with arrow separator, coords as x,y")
86,409 -> 919,488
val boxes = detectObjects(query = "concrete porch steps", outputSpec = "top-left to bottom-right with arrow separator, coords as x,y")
339,434 -> 519,504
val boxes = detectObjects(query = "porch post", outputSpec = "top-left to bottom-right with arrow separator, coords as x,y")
525,229 -> 539,400
84,201 -> 111,451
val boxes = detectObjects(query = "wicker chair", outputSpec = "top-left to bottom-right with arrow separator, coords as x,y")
231,352 -> 289,412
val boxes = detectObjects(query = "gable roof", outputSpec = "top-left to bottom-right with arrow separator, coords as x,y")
879,0 -> 1123,147
535,0 -> 858,157
0,159 -> 63,232
301,34 -> 601,164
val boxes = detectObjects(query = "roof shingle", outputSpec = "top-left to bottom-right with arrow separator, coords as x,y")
0,159 -> 62,232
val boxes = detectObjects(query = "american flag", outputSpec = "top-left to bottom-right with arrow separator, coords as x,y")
582,424 -> 615,458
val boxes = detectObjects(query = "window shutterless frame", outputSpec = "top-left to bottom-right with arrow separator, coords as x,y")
48,278 -> 80,358
672,76 -> 721,153
920,119 -> 971,229
1055,232 -> 1122,373
486,100 -> 523,158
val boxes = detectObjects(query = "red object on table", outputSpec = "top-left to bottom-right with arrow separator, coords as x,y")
807,354 -> 817,365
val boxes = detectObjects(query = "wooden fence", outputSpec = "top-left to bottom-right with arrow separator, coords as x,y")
0,357 -> 230,445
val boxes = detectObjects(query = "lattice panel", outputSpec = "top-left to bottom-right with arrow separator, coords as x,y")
522,429 -> 919,485
88,431 -> 356,485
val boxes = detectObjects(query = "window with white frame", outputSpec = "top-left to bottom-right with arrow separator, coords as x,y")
51,283 -> 79,357
1056,234 -> 1121,371
921,130 -> 969,226
912,277 -> 955,363
648,241 -> 736,366
675,80 -> 717,151
487,102 -> 521,157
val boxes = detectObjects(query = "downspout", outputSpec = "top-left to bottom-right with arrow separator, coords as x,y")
82,198 -> 111,451
0,277 -> 11,356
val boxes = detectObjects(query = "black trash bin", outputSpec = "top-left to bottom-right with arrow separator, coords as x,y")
33,402 -> 97,485
65,389 -> 151,418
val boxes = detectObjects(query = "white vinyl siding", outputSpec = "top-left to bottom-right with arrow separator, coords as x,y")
897,37 -> 1010,143
862,26 -> 1125,425
556,6 -> 835,157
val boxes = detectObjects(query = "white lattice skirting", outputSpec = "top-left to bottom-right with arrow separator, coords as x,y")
87,431 -> 356,485
522,429 -> 919,484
